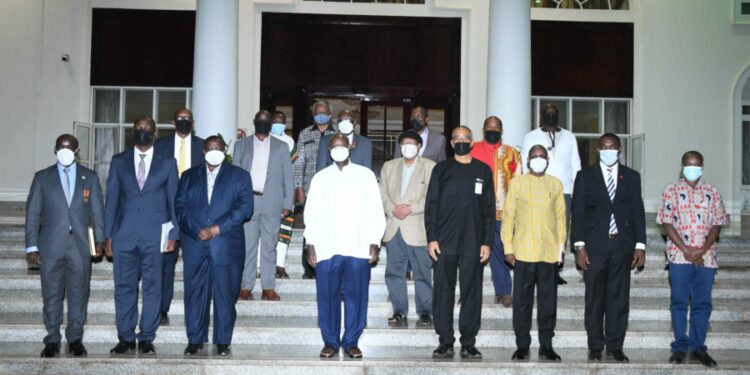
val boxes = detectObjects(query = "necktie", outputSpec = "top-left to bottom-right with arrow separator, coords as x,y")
178,139 -> 187,177
63,168 -> 72,206
607,168 -> 618,234
137,154 -> 146,190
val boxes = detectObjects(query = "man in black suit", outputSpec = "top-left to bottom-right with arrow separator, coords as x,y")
571,133 -> 646,363
154,107 -> 205,325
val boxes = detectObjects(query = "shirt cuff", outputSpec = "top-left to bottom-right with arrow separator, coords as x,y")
635,242 -> 646,251
574,241 -> 585,247
25,246 -> 39,253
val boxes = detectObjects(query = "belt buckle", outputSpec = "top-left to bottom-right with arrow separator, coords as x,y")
608,233 -> 619,239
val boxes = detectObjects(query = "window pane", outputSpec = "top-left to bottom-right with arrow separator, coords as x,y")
75,126 -> 91,162
572,100 -> 600,133
743,121 -> 750,185
743,105 -> 750,115
531,98 -> 536,130
631,137 -> 643,172
94,89 -> 120,123
94,127 -> 120,192
157,127 -> 176,140
576,137 -> 599,169
125,90 -> 154,123
124,127 -> 135,150
157,90 -> 187,124
605,101 -> 629,134
540,99 -> 568,129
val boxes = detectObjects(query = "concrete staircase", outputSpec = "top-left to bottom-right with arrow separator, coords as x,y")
0,220 -> 749,374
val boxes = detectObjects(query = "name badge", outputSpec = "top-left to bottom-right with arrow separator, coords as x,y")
475,179 -> 483,195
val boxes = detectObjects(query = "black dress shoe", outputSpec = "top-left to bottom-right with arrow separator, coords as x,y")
432,344 -> 455,358
320,346 -> 338,358
539,346 -> 561,361
606,350 -> 630,362
67,341 -> 87,357
387,313 -> 407,327
40,343 -> 60,358
184,343 -> 203,355
690,349 -> 717,367
416,314 -> 433,328
460,346 -> 482,359
138,340 -> 156,354
669,350 -> 686,364
109,341 -> 135,354
511,348 -> 529,360
588,349 -> 602,361
217,345 -> 231,356
160,312 -> 170,326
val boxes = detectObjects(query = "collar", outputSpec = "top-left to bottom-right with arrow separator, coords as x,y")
175,133 -> 192,143
599,161 -> 619,171
206,163 -> 222,177
134,146 -> 154,158
57,162 -> 77,173
678,177 -> 705,188
253,135 -> 271,144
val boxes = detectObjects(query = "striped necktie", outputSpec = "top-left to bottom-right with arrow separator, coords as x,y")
607,168 -> 618,234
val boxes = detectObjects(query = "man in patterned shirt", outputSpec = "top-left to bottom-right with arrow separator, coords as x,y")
656,150 -> 727,368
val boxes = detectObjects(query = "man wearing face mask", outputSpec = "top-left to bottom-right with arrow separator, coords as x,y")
571,133 -> 646,363
656,151 -> 726,367
470,116 -> 522,308
175,136 -> 254,356
269,111 -> 296,279
380,130 -> 436,328
304,133 -> 386,359
393,106 -> 446,162
425,126 -> 494,359
25,134 -> 104,358
154,107 -> 205,326
270,111 -> 296,154
104,116 -> 180,355
502,145 -> 566,361
234,110 -> 294,301
316,109 -> 373,172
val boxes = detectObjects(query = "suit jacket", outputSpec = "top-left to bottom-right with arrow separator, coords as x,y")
175,163 -> 254,266
233,135 -> 294,215
393,127 -> 447,162
104,148 -> 180,251
25,164 -> 104,259
571,163 -> 646,257
154,134 -> 205,168
316,133 -> 373,172
380,157 -> 436,246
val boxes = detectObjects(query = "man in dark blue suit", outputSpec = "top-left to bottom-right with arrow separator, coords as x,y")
154,107 -> 205,325
315,110 -> 373,172
175,136 -> 254,356
104,115 -> 180,355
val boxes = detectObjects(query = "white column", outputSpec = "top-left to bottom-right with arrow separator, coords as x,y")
192,0 -> 238,152
486,0 -> 531,149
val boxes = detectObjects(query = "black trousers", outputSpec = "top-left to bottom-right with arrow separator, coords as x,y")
432,254 -> 484,347
302,239 -> 316,278
512,260 -> 558,350
584,237 -> 632,352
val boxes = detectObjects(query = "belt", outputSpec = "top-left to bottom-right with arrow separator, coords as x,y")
253,191 -> 264,196
608,232 -> 620,239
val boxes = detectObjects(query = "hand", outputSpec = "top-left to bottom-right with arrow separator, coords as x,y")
688,247 -> 705,266
198,228 -> 213,241
480,245 -> 491,263
281,209 -> 292,218
369,244 -> 380,265
164,239 -> 177,253
209,225 -> 220,237
26,251 -> 41,265
504,253 -> 516,267
632,249 -> 645,269
576,247 -> 590,271
401,204 -> 412,218
294,187 -> 306,205
391,205 -> 405,220
428,241 -> 440,261
307,244 -> 317,268
104,238 -> 113,258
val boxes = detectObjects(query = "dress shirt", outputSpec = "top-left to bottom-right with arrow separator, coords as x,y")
400,160 -> 416,197
207,164 -> 221,204
521,128 -> 581,194
418,128 -> 428,157
133,146 -> 155,182
271,133 -> 295,153
251,135 -> 271,192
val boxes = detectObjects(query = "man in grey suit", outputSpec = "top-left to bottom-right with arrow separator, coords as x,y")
235,110 -> 294,301
25,134 -> 104,358
393,106 -> 447,163
316,109 -> 373,172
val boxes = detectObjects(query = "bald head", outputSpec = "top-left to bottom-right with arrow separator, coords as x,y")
55,134 -> 79,152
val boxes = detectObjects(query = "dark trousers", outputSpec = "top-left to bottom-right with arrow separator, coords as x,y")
512,260 -> 558,349
316,255 -> 370,350
302,238 -> 316,278
583,237 -> 631,351
40,234 -> 91,344
433,254 -> 484,347
489,221 -> 512,296
161,246 -> 180,315
113,240 -> 163,342
669,263 -> 715,353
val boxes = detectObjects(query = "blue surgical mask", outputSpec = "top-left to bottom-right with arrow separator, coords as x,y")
683,166 -> 703,182
599,149 -> 619,166
271,123 -> 286,136
314,113 -> 331,125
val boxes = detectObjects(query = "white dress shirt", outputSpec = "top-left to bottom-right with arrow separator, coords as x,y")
207,164 -> 221,204
271,133 -> 295,153
173,133 -> 192,162
250,135 -> 271,192
303,162 -> 386,262
400,159 -> 416,197
133,146 -> 155,181
521,128 -> 581,194
419,128 -> 429,157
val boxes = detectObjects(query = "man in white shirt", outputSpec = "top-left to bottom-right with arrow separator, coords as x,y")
304,133 -> 386,359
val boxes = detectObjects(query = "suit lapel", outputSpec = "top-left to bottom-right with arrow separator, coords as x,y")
197,165 -> 209,209
210,164 -> 228,208
263,141 -> 273,186
126,149 -> 140,190
613,167 -> 629,203
69,166 -> 85,207
48,166 -> 69,207
592,166 -> 610,201
142,153 -> 162,191
392,159 -> 404,200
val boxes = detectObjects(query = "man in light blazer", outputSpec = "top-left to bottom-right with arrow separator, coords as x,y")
316,110 -> 373,172
393,107 -> 446,163
234,110 -> 294,301
25,134 -> 104,358
380,130 -> 436,328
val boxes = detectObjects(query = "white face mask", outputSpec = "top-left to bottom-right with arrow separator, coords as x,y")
401,144 -> 419,159
337,119 -> 354,135
56,148 -> 76,166
205,150 -> 225,166
330,146 -> 349,163
529,157 -> 548,174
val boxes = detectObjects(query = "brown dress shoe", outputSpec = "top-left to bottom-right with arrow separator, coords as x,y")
320,346 -> 337,358
239,289 -> 253,301
501,295 -> 513,308
276,266 -> 289,279
261,289 -> 281,301
345,346 -> 363,359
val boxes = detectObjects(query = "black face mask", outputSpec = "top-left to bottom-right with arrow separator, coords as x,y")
254,120 -> 272,135
133,129 -> 154,146
542,111 -> 559,127
175,118 -> 192,134
485,130 -> 501,145
453,142 -> 471,156
410,119 -> 425,132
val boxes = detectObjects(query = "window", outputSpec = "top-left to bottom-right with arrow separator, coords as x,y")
742,102 -> 750,185
531,0 -> 629,10
303,0 -> 425,3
